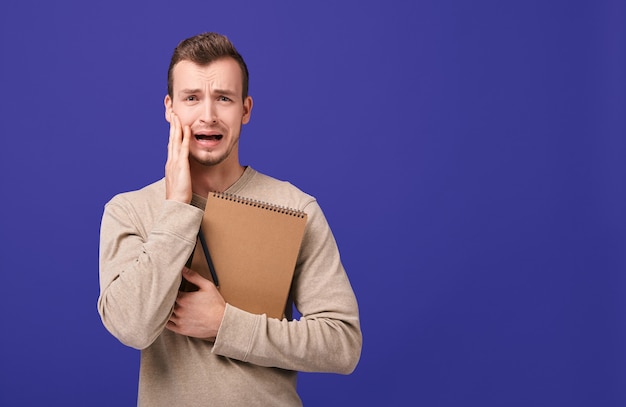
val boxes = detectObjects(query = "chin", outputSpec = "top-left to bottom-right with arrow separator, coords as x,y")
191,153 -> 228,167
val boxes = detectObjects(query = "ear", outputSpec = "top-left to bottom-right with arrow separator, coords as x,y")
242,96 -> 253,125
164,95 -> 173,123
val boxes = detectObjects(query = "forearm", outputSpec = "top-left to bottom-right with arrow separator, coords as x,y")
98,198 -> 203,349
214,298 -> 362,374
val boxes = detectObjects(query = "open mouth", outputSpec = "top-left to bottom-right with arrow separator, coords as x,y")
195,134 -> 223,141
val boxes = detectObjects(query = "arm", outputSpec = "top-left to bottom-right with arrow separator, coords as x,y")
98,112 -> 201,349
98,198 -> 203,349
212,200 -> 362,374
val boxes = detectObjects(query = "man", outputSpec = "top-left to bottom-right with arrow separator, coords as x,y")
98,32 -> 362,406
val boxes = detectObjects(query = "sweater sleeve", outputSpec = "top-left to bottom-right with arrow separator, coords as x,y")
212,200 -> 362,374
98,196 -> 204,350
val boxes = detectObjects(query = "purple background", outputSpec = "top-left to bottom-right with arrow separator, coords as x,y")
1,1 -> 625,405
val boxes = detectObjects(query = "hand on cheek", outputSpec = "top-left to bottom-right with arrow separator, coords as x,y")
165,112 -> 193,203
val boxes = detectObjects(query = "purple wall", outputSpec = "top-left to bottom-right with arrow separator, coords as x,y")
1,1 -> 625,405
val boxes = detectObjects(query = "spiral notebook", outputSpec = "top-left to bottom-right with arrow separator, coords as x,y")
184,192 -> 308,319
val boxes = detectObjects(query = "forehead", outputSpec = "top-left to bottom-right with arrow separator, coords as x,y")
172,58 -> 243,93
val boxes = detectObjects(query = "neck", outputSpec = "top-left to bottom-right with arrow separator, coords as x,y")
190,160 -> 246,198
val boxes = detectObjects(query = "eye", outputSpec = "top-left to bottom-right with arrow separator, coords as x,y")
218,96 -> 232,102
184,95 -> 198,102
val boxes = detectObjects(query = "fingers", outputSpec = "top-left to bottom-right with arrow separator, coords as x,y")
167,269 -> 225,339
165,319 -> 180,334
182,268 -> 215,291
168,112 -> 181,163
165,112 -> 192,203
181,121 -> 191,157
167,112 -> 189,166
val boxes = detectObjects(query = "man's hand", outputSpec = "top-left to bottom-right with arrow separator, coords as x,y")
166,268 -> 226,340
165,111 -> 193,204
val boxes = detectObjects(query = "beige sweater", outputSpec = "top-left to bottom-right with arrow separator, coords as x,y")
98,167 -> 362,406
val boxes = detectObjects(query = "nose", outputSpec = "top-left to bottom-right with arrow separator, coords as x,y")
200,100 -> 218,124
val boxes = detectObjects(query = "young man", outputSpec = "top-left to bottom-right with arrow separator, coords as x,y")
98,32 -> 362,406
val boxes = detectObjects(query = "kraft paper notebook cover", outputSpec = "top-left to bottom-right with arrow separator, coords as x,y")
184,192 -> 308,319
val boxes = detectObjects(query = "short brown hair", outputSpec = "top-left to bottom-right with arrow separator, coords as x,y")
167,32 -> 249,100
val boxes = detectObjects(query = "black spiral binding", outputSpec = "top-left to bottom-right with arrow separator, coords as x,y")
211,192 -> 307,218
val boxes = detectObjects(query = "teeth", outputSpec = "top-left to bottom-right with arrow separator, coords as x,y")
195,134 -> 223,141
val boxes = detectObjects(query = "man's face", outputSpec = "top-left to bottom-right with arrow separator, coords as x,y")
164,58 -> 252,168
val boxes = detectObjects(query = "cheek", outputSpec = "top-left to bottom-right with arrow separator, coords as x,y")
223,108 -> 247,125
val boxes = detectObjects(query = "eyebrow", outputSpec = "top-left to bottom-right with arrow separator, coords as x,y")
178,89 -> 202,95
212,88 -> 238,97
